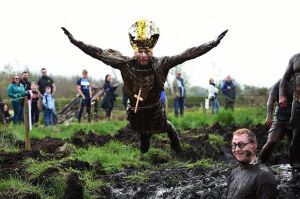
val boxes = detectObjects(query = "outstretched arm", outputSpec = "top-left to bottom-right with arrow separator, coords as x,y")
62,27 -> 129,68
62,27 -> 103,60
279,56 -> 294,108
161,30 -> 228,71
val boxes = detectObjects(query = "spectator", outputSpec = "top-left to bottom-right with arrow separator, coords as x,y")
221,75 -> 236,110
226,128 -> 277,199
7,75 -> 25,124
20,71 -> 31,91
208,78 -> 220,114
172,71 -> 185,117
30,82 -> 40,125
101,74 -> 117,120
3,104 -> 13,125
42,86 -> 55,126
0,96 -> 4,124
91,83 -> 99,117
160,89 -> 166,108
76,69 -> 92,123
37,68 -> 56,95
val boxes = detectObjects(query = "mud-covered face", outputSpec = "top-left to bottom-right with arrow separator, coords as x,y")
232,134 -> 256,164
135,49 -> 153,66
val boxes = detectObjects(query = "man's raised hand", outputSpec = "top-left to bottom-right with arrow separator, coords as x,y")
61,27 -> 74,41
215,29 -> 228,44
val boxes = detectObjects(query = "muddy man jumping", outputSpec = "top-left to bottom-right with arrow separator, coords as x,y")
62,19 -> 228,154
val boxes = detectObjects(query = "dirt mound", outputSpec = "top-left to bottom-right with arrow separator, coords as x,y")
71,130 -> 112,147
63,172 -> 84,199
16,137 -> 65,153
114,127 -> 139,144
0,149 -> 41,178
31,167 -> 60,186
0,189 -> 41,199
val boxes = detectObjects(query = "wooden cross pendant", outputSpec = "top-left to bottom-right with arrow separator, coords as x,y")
134,88 -> 143,113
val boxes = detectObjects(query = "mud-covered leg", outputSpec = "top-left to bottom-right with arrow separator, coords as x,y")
140,131 -> 151,154
290,102 -> 300,169
166,120 -> 182,153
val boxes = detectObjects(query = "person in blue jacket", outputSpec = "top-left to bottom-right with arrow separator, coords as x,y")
221,75 -> 236,110
7,75 -> 26,124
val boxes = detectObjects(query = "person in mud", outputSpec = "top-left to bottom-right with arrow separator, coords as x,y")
172,71 -> 185,117
62,19 -> 227,154
279,53 -> 300,174
101,74 -> 117,120
77,69 -> 92,123
226,128 -> 277,199
259,79 -> 294,164
221,75 -> 236,110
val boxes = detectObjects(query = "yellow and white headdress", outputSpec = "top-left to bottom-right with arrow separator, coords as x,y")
129,19 -> 160,52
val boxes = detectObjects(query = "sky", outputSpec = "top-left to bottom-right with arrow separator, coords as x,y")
1,0 -> 300,88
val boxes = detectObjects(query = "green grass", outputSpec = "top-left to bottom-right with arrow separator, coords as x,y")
25,158 -> 61,179
168,107 -> 265,130
11,120 -> 127,141
0,177 -> 52,199
81,170 -> 104,199
72,140 -> 149,173
208,134 -> 226,152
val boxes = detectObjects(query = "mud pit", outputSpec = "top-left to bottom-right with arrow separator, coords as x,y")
0,123 -> 298,198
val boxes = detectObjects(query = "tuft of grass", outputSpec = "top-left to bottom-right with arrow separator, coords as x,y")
208,134 -> 226,152
0,177 -> 52,199
72,141 -> 149,173
81,170 -> 104,199
213,110 -> 235,126
46,174 -> 65,198
25,159 -> 61,179
0,125 -> 19,148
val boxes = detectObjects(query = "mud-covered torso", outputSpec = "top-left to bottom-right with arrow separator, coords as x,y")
227,163 -> 277,199
120,59 -> 165,107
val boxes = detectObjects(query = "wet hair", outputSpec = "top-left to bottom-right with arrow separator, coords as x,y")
233,128 -> 257,144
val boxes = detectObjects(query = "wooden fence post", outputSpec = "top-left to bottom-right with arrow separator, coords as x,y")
24,98 -> 30,150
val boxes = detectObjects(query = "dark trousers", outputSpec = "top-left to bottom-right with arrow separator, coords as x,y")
259,120 -> 293,163
290,101 -> 300,168
12,100 -> 24,124
174,97 -> 185,117
31,102 -> 39,124
78,97 -> 91,122
140,121 -> 181,154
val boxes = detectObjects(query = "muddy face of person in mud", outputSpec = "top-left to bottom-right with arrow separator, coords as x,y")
135,48 -> 153,66
232,129 -> 257,165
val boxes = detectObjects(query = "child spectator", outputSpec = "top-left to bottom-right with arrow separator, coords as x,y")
42,86 -> 55,126
30,83 -> 40,125
3,104 -> 13,125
